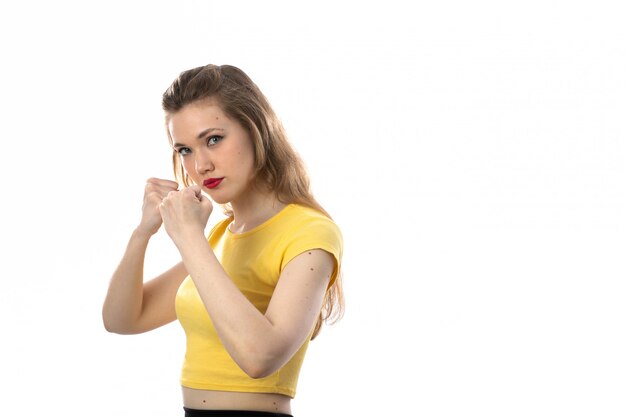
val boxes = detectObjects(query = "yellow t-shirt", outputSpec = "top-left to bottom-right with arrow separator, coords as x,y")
175,204 -> 343,398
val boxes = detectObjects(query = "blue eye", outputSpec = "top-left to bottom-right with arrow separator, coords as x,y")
177,147 -> 191,156
207,135 -> 223,146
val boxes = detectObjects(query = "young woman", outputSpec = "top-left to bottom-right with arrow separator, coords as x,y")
102,64 -> 344,417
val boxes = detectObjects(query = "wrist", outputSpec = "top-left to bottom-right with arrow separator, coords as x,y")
132,227 -> 155,241
172,227 -> 208,252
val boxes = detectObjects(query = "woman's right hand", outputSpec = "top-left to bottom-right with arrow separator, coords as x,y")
137,178 -> 180,236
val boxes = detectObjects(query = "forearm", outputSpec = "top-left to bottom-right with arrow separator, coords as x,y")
102,228 -> 151,333
175,232 -> 279,376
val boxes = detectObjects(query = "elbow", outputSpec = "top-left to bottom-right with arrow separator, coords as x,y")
102,311 -> 116,333
102,313 -> 137,335
103,320 -> 123,334
102,305 -> 120,333
237,345 -> 288,379
102,310 -> 121,334
103,322 -> 137,335
242,361 -> 279,379
102,318 -> 124,334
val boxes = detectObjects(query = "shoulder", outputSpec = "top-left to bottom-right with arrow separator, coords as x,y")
278,204 -> 343,267
282,204 -> 341,231
282,204 -> 342,240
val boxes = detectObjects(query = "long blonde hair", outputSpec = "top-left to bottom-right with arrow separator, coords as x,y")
162,64 -> 343,338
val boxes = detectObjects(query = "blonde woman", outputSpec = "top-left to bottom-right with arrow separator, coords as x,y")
102,64 -> 343,417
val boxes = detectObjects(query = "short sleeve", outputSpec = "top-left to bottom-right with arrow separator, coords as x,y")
280,216 -> 343,289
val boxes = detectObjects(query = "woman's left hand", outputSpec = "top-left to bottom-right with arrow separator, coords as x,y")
159,185 -> 213,244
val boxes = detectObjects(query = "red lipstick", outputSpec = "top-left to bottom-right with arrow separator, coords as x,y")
203,178 -> 224,189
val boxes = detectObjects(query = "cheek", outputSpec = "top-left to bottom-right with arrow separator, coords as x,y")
237,144 -> 256,167
180,157 -> 196,176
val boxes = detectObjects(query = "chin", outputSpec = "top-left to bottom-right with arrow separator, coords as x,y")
205,191 -> 231,205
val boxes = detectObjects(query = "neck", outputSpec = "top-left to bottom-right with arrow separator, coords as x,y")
229,190 -> 287,234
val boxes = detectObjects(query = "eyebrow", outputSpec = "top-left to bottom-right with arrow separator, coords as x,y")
172,128 -> 224,148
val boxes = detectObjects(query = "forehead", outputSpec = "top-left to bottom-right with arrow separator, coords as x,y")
167,99 -> 231,140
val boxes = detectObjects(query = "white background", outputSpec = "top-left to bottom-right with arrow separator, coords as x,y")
1,1 -> 625,416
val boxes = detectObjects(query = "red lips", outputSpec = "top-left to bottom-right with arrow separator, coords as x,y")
203,178 -> 224,189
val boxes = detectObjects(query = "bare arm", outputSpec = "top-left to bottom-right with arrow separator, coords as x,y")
102,229 -> 188,334
102,178 -> 186,334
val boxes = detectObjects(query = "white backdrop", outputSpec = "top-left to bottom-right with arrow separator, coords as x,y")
1,1 -> 625,416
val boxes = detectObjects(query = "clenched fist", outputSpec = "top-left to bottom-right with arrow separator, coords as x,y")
159,185 -> 213,245
136,178 -> 179,236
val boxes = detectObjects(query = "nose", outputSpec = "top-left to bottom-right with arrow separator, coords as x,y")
194,149 -> 214,174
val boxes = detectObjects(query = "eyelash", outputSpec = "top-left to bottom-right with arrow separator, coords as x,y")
206,135 -> 223,146
176,135 -> 223,156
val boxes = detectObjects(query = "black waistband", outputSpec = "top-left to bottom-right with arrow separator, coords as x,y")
183,407 -> 293,417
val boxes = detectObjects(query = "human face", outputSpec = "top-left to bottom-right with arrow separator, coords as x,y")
167,99 -> 256,205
